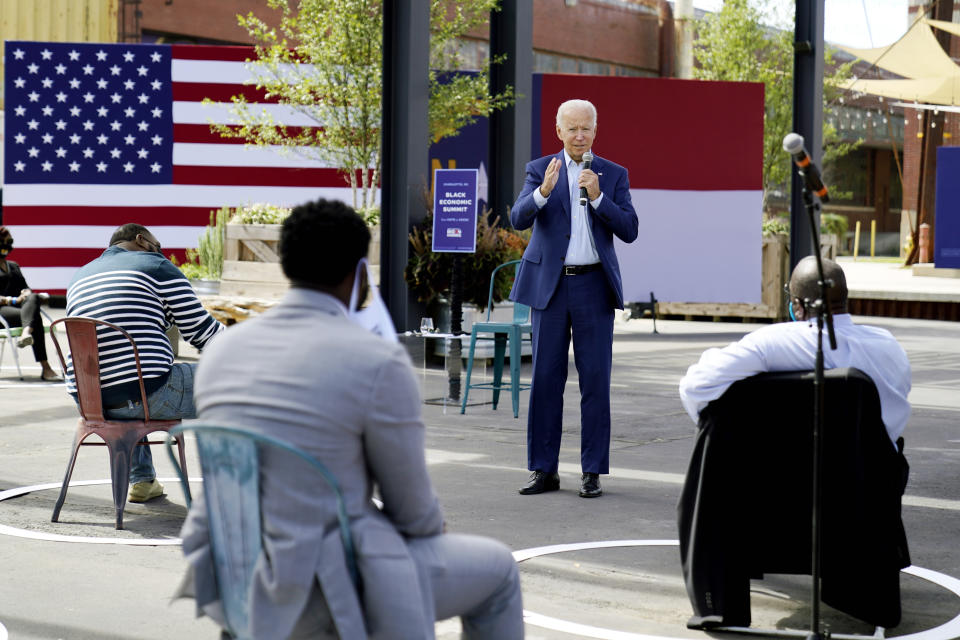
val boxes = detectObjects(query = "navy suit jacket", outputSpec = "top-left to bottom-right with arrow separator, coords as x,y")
509,151 -> 638,310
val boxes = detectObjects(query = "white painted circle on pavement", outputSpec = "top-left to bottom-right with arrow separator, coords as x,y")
512,539 -> 960,640
0,478 -> 197,545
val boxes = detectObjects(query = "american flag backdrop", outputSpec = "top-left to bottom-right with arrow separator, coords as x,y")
3,41 -> 359,293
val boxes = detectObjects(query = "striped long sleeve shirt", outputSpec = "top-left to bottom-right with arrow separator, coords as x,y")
65,246 -> 224,405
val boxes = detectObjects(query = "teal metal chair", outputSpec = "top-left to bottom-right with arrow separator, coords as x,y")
166,424 -> 359,640
461,259 -> 532,418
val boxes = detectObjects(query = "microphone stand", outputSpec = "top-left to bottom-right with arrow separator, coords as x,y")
799,183 -> 837,640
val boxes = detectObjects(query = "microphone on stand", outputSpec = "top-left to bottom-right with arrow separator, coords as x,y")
782,133 -> 829,203
579,151 -> 594,206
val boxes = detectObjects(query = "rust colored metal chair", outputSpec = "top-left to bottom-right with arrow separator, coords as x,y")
49,317 -> 188,529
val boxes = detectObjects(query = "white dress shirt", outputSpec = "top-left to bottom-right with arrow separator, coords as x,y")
532,150 -> 603,265
678,314 -> 911,446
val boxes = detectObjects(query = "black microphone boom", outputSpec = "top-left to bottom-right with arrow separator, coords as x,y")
783,133 -> 829,203
579,151 -> 594,206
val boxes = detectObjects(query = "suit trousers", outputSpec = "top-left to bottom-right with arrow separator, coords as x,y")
287,533 -> 524,640
527,268 -> 614,475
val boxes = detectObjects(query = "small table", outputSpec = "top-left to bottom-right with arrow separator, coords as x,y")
402,331 -> 489,413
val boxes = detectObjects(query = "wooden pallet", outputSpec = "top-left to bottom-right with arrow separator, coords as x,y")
221,224 -> 288,299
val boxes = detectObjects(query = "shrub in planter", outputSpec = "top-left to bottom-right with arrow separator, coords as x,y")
229,202 -> 292,225
171,207 -> 228,281
405,211 -> 530,313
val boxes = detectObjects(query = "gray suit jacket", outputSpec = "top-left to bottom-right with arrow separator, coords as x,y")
179,288 -> 445,640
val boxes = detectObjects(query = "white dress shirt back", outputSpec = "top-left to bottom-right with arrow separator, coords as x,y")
678,314 -> 911,446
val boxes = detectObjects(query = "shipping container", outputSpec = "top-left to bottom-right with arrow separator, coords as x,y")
1,0 -> 118,108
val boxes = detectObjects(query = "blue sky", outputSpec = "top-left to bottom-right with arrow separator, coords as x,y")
692,0 -> 909,48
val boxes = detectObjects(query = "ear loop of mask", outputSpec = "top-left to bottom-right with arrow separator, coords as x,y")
347,257 -> 368,314
788,297 -> 797,322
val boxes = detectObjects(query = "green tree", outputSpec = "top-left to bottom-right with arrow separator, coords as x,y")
211,0 -> 514,219
693,0 -> 857,212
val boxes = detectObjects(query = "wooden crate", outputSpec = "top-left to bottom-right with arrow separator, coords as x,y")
220,224 -> 288,299
220,223 -> 382,299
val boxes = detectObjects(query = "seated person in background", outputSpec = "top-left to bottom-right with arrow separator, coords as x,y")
0,226 -> 60,381
679,256 -> 911,448
65,223 -> 224,503
179,199 -> 524,640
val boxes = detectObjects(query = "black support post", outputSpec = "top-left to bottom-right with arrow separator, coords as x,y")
381,1 -> 430,331
789,0 -> 825,270
488,0 -> 533,224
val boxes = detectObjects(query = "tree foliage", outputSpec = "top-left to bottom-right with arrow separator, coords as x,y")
693,0 -> 858,212
210,0 -> 514,217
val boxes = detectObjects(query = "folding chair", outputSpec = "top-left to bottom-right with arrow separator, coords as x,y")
461,260 -> 532,418
49,316 -> 188,529
167,424 -> 361,640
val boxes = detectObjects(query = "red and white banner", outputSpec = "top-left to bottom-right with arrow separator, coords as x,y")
536,74 -> 765,304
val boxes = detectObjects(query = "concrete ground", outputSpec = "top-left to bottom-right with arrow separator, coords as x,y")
838,256 -> 960,302
1,306 -> 959,639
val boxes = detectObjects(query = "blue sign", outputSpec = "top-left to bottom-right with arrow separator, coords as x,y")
935,147 -> 960,268
432,168 -> 478,253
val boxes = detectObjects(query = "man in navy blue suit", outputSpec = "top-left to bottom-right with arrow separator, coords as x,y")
510,99 -> 639,498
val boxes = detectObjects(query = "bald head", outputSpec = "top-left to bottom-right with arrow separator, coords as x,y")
788,256 -> 848,318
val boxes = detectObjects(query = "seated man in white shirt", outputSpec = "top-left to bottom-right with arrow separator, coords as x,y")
678,256 -> 911,448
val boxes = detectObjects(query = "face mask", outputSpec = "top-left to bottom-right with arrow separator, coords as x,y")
788,298 -> 797,322
348,258 -> 398,343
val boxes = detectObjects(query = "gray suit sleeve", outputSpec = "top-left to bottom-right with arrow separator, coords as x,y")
363,347 -> 444,538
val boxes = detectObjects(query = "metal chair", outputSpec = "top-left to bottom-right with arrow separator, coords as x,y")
461,259 -> 532,419
0,308 -> 57,380
48,316 -> 188,529
166,424 -> 360,640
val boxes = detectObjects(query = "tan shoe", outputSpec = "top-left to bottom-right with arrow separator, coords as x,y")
17,335 -> 33,348
128,479 -> 164,503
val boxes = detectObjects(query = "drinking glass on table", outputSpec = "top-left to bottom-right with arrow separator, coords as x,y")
420,317 -> 435,334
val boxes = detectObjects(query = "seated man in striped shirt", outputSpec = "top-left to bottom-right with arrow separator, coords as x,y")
65,223 -> 225,503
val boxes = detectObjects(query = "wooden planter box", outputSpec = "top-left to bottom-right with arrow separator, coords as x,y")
220,224 -> 288,299
220,223 -> 382,300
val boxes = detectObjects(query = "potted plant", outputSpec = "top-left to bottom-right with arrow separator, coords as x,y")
171,207 -> 228,295
405,208 -> 530,333
819,212 -> 849,259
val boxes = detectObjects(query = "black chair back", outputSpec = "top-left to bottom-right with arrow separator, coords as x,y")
678,368 -> 910,630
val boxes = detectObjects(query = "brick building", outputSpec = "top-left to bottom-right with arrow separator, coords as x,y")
899,0 -> 959,261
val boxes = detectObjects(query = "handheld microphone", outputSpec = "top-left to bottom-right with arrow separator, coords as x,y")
782,133 -> 829,203
579,151 -> 594,206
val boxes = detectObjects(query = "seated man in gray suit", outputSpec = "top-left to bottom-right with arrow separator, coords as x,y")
178,199 -> 524,640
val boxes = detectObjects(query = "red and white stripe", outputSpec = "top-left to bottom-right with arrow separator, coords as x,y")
536,74 -> 766,305
4,44 -> 366,293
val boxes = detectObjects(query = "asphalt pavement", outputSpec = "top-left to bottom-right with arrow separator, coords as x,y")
1,308 -> 959,640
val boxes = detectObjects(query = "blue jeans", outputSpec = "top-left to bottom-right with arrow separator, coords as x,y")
104,363 -> 198,483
